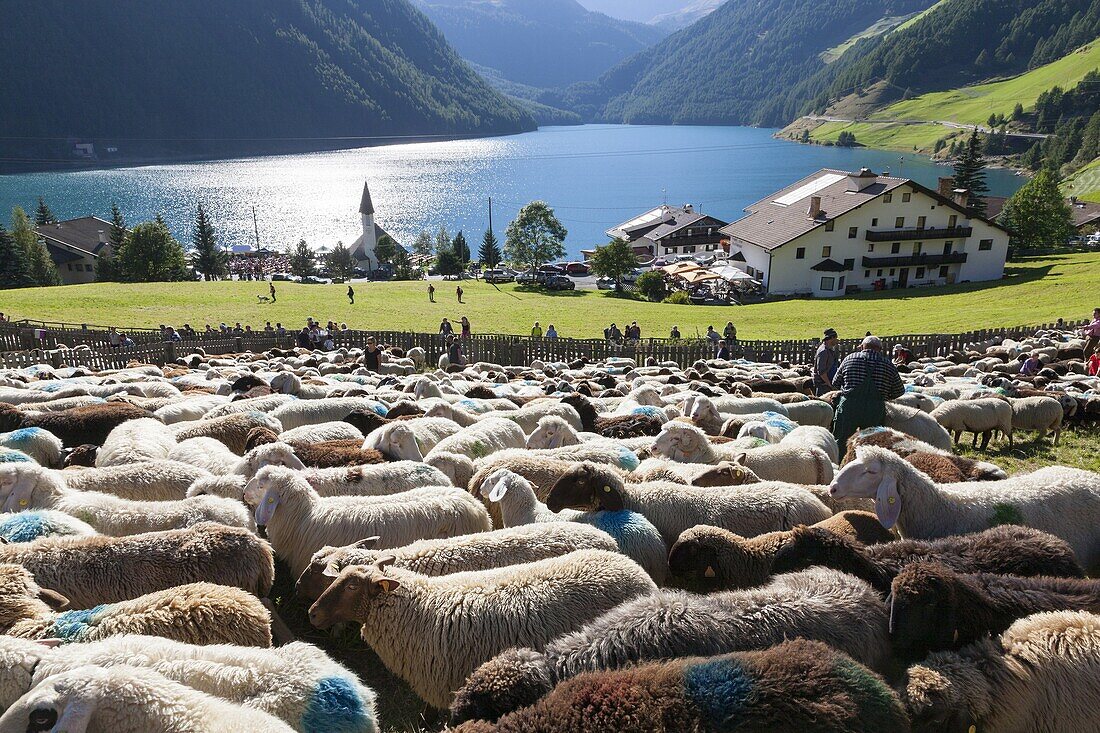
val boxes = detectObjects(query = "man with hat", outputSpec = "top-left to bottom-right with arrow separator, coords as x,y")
814,328 -> 840,397
831,335 -> 905,450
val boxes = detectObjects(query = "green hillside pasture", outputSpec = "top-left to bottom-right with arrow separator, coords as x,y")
1063,157 -> 1100,204
1,253 -> 1096,341
808,120 -> 950,151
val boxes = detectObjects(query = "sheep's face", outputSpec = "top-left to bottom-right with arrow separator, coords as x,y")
296,539 -> 379,602
692,462 -> 757,487
244,467 -> 295,524
0,564 -> 69,629
526,418 -> 569,450
308,563 -> 399,629
667,531 -> 725,590
830,448 -> 900,529
480,469 -> 520,503
737,422 -> 770,442
546,464 -> 620,513
238,444 -> 305,479
0,466 -> 42,514
903,664 -> 976,733
652,425 -> 706,463
384,425 -> 423,462
686,397 -> 719,427
889,565 -> 961,662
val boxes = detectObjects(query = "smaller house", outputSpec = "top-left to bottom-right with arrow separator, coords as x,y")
584,204 -> 729,261
35,216 -> 116,285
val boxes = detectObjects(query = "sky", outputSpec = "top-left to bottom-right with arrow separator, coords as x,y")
576,0 -> 689,22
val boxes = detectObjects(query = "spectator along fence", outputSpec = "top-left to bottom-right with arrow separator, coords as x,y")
0,318 -> 1087,371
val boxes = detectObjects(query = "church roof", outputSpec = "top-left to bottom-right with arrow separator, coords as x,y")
359,182 -> 375,216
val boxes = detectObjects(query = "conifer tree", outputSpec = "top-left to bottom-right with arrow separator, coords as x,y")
35,197 -> 55,226
0,224 -> 33,289
478,229 -> 502,268
10,207 -> 61,286
952,129 -> 989,216
190,202 -> 228,281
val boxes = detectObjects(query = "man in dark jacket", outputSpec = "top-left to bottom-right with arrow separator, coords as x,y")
831,335 -> 905,450
814,328 -> 840,397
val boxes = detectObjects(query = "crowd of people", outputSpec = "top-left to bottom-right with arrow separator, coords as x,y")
230,254 -> 290,280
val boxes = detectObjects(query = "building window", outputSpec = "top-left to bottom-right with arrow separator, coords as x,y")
824,221 -> 834,232
848,227 -> 858,239
795,247 -> 805,259
684,245 -> 696,253
949,215 -> 957,228
864,270 -> 871,278
871,218 -> 879,226
902,192 -> 912,203
895,217 -> 905,228
889,269 -> 896,276
877,269 -> 883,277
914,242 -> 922,254
891,243 -> 900,254
822,246 -> 831,257
67,264 -> 73,271
979,239 -> 993,251
843,258 -> 854,270
884,193 -> 893,203
916,267 -> 926,278
868,243 -> 874,252
820,277 -> 835,291
939,266 -> 950,278
917,216 -> 926,229
943,241 -> 953,255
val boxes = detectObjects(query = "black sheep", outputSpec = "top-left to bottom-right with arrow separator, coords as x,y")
769,524 -> 1085,595
0,402 -> 155,447
889,561 -> 1100,662
560,393 -> 664,438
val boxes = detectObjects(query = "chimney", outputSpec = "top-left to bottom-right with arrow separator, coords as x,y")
846,167 -> 878,192
808,196 -> 822,219
953,188 -> 970,209
97,229 -> 107,244
938,177 -> 956,198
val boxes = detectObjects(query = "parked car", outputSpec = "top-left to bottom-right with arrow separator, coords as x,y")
271,273 -> 294,281
621,268 -> 645,285
545,275 -> 576,291
483,269 -> 514,284
517,269 -> 538,285
565,262 -> 590,275
596,276 -> 616,290
352,267 -> 369,278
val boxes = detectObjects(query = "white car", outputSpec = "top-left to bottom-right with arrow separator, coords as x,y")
596,277 -> 616,290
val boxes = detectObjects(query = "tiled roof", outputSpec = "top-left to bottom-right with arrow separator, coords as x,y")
35,216 -> 113,257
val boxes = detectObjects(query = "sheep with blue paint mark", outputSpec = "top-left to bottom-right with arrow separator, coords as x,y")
0,635 -> 378,733
0,664 -> 296,732
0,511 -> 96,543
0,448 -> 32,464
0,464 -> 252,536
452,639 -> 909,732
477,469 -> 668,583
0,564 -> 271,646
450,566 -> 890,724
307,549 -> 657,709
0,427 -> 63,468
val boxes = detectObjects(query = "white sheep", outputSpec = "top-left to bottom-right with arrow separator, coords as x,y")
783,398 -> 834,427
280,421 -> 364,445
930,397 -> 1014,449
424,417 -> 526,462
0,464 -> 252,536
306,549 -> 657,709
1009,395 -> 1064,445
153,394 -> 231,424
95,418 -> 176,467
495,401 -> 583,434
244,466 -> 491,576
363,417 -> 461,461
272,397 -> 387,431
168,437 -> 241,475
831,446 -> 1100,573
0,428 -> 63,468
58,460 -> 210,499
884,402 -> 954,451
0,635 -> 379,733
525,415 -> 584,449
0,510 -> 96,543
782,425 -> 840,464
0,665 -> 295,732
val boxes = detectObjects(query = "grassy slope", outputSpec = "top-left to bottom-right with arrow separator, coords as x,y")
805,40 -> 1100,152
819,13 -> 925,64
1,253 -> 1095,340
892,0 -> 952,33
1063,156 -> 1100,203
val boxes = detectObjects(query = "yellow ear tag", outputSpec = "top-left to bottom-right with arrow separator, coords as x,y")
267,497 -> 276,504
19,499 -> 27,507
704,566 -> 715,578
602,486 -> 611,492
969,727 -> 976,733
888,497 -> 896,505
953,629 -> 959,643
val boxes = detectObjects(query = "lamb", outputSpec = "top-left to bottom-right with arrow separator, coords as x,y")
930,397 -> 1014,449
168,437 -> 241,475
478,469 -> 668,583
0,402 -> 154,447
424,417 -> 527,462
0,522 -> 273,607
0,636 -> 379,733
295,523 -> 619,602
902,611 -> 1100,733
245,466 -> 491,577
449,567 -> 889,724
0,564 -> 271,646
307,550 -> 657,709
172,411 -> 283,455
364,417 -> 461,460
451,640 -> 909,733
153,394 -> 231,424
0,510 -> 96,543
0,665 -> 295,732
58,460 -> 212,501
272,397 -> 387,431
830,445 -> 1100,573
652,422 -> 833,484
95,417 -> 176,466
547,460 -> 831,545
1009,395 -> 1064,445
0,464 -> 253,536
0,427 -> 63,467
884,402 -> 954,451
781,424 -> 840,464
888,561 -> 1100,662
672,522 -> 1084,594
843,426 -> 1007,481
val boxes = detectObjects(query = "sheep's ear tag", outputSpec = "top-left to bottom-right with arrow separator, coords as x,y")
704,566 -> 715,578
602,486 -> 611,493
376,578 -> 399,594
954,629 -> 959,643
969,727 -> 976,733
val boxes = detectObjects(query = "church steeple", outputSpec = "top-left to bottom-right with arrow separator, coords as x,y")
359,182 -> 375,217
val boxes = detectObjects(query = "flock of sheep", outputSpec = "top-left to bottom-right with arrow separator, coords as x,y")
0,324 -> 1096,732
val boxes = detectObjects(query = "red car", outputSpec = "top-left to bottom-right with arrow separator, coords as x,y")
565,262 -> 590,275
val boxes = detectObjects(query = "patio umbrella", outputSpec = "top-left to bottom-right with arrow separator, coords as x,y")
709,265 -> 755,281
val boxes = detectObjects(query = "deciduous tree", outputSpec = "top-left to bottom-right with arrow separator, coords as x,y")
116,220 -> 190,282
375,234 -> 397,266
326,242 -> 355,281
504,201 -> 567,272
999,169 -> 1075,251
589,238 -> 637,291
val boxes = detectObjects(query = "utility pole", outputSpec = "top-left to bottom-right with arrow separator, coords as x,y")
252,206 -> 260,250
488,197 -> 493,234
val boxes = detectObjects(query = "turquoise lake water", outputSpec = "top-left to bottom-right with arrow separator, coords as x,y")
0,125 -> 1025,258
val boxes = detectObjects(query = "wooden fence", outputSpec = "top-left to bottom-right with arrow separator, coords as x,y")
0,318 -> 1087,371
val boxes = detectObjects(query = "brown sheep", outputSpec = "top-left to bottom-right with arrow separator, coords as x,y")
0,402 -> 154,447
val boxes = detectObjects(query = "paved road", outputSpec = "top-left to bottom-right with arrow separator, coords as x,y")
803,115 -> 1050,140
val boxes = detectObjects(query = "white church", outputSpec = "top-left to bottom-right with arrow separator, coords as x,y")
349,181 -> 400,272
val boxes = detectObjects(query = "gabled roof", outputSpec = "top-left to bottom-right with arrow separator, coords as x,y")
359,182 -> 375,217
35,216 -> 113,257
44,242 -> 85,264
810,258 -> 852,272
